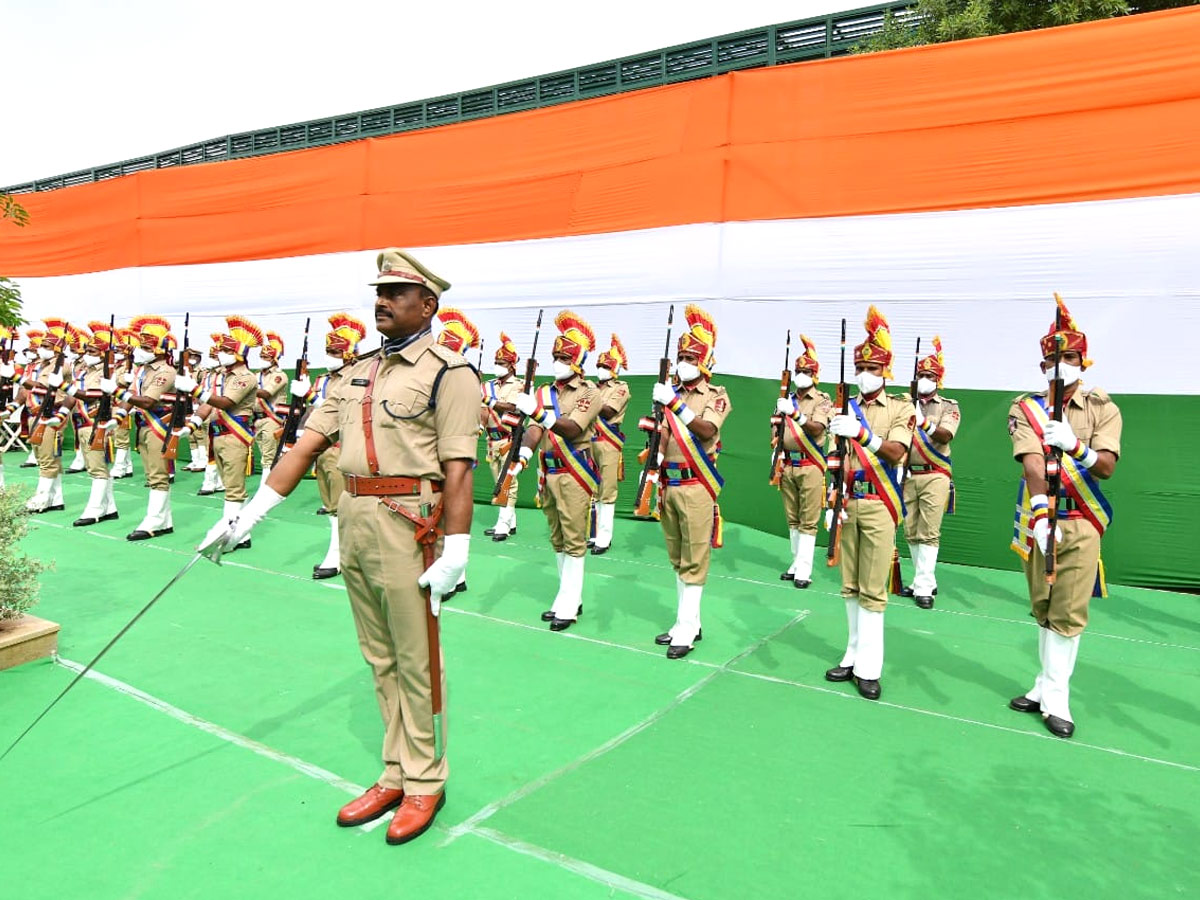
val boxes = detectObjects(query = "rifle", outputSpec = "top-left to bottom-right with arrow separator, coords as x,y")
1044,297 -> 1065,585
272,317 -> 311,467
901,337 -> 921,486
826,319 -> 849,566
90,315 -> 117,451
29,341 -> 68,446
633,305 -> 676,518
0,337 -> 13,408
768,329 -> 792,485
162,313 -> 191,459
476,338 -> 485,373
492,310 -> 544,506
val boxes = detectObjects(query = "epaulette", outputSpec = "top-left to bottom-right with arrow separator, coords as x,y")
888,392 -> 915,405
1012,392 -> 1035,404
355,348 -> 382,362
430,343 -> 470,368
1085,387 -> 1111,404
940,395 -> 960,407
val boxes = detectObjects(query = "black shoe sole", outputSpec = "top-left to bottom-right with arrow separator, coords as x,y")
825,666 -> 854,682
590,546 -> 609,555
655,629 -> 701,646
666,645 -> 693,659
549,619 -> 575,632
1044,715 -> 1075,738
854,677 -> 881,700
1009,696 -> 1042,714
100,511 -> 120,522
384,793 -> 447,846
127,527 -> 174,541
781,572 -> 795,581
793,579 -> 812,589
313,568 -> 340,580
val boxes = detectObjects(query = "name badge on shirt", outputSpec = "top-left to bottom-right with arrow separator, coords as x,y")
350,378 -> 370,387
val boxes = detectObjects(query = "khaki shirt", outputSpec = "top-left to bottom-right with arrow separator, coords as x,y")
257,364 -> 289,418
663,379 -> 732,463
596,378 -> 631,427
482,375 -> 522,436
846,392 -> 914,476
534,373 -> 600,454
908,393 -> 961,464
216,366 -> 260,418
306,334 -> 481,480
134,358 -> 177,413
1009,386 -> 1122,461
781,385 -> 832,452
75,363 -> 106,416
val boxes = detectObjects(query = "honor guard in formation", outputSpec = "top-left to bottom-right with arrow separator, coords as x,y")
180,345 -> 208,472
901,337 -> 960,609
772,335 -> 832,588
196,335 -> 227,496
1007,296 -> 1121,738
174,316 -> 264,550
824,307 -> 915,700
21,318 -> 76,513
108,329 -> 137,479
15,328 -> 45,471
288,313 -> 368,579
65,321 -> 120,526
648,304 -> 731,659
111,316 -> 178,539
253,332 -> 289,484
481,332 -> 522,541
202,248 -> 478,845
64,329 -> 88,475
512,311 -> 601,631
589,333 -> 631,555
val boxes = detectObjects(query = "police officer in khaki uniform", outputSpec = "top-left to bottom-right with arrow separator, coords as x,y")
481,332 -> 523,541
196,335 -> 227,496
20,319 -> 74,513
252,331 -> 289,484
64,322 -> 120,526
1007,296 -> 1121,739
179,346 -> 208,473
175,316 -> 264,550
901,336 -> 961,609
509,311 -> 601,631
109,317 -> 178,539
825,307 -> 915,700
109,329 -> 137,479
202,248 -> 477,845
11,329 -> 46,472
589,333 -> 631,555
649,304 -> 732,659
772,335 -> 832,588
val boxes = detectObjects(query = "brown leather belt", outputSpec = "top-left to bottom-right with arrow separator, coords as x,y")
343,473 -> 443,497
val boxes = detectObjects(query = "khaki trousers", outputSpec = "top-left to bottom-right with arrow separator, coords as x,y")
315,445 -> 345,515
254,417 -> 282,471
903,473 -> 950,545
338,492 -> 447,794
839,498 -> 898,612
213,433 -> 250,502
779,463 -> 824,535
487,449 -> 518,511
1023,518 -> 1101,638
592,440 -> 623,504
78,426 -> 110,478
35,424 -> 63,477
115,422 -> 131,451
541,472 -> 592,557
660,482 -> 715,586
137,426 -> 171,490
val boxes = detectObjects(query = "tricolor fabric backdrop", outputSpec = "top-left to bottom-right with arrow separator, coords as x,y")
3,8 -> 1199,588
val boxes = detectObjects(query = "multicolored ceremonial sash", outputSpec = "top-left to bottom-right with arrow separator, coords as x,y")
782,413 -> 826,472
912,424 -> 953,478
663,405 -> 724,501
541,385 -> 599,495
256,372 -> 285,423
212,375 -> 255,446
593,416 -> 625,450
846,399 -> 906,524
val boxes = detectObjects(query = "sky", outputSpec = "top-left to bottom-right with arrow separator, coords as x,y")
2,0 -> 841,187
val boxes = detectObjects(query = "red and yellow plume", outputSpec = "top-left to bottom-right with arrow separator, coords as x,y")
327,312 -> 367,359
678,303 -> 717,376
917,335 -> 946,386
854,304 -> 894,379
552,310 -> 596,372
223,315 -> 264,358
64,322 -> 89,353
795,334 -> 820,383
596,333 -> 628,372
129,315 -> 173,353
40,317 -> 69,350
25,328 -> 45,348
262,331 -> 285,359
86,320 -> 115,351
494,331 -> 519,367
436,307 -> 481,355
1040,293 -> 1091,368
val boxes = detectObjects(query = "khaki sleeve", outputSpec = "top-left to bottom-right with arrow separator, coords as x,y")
142,368 -> 175,402
885,398 -> 914,449
810,391 -> 833,428
435,366 -> 484,462
939,401 -> 962,438
1089,399 -> 1122,458
1009,400 -> 1042,459
223,375 -> 258,406
305,381 -> 342,443
566,384 -> 602,430
701,387 -> 732,429
607,383 -> 631,417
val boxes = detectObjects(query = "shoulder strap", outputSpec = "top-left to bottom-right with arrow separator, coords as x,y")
361,356 -> 383,475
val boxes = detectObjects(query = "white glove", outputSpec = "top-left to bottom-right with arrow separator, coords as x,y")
0,363 -> 14,379
775,397 -> 796,417
824,507 -> 849,531
914,402 -> 926,429
199,484 -> 286,553
514,392 -> 539,417
99,377 -> 118,395
651,381 -> 677,407
117,372 -> 133,386
512,444 -> 535,474
173,373 -> 198,395
47,372 -> 64,388
101,418 -> 120,433
290,377 -> 311,399
1032,516 -> 1064,554
828,414 -> 862,439
417,533 -> 471,616
14,351 -> 29,365
1041,420 -> 1078,452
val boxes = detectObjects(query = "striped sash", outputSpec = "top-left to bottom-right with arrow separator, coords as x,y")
663,407 -> 724,501
912,424 -> 953,478
847,399 -> 905,524
542,385 -> 599,494
783,413 -> 826,472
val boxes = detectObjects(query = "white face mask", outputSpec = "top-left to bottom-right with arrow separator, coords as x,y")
64,349 -> 78,362
38,347 -> 55,361
552,361 -> 575,382
133,348 -> 156,365
218,352 -> 238,368
1045,362 -> 1082,386
82,354 -> 101,367
675,362 -> 701,383
491,363 -> 511,378
327,354 -> 347,370
856,371 -> 885,395
917,377 -> 938,396
596,368 -> 613,382
793,373 -> 814,391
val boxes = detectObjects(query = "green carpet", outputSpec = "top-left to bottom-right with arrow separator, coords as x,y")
0,455 -> 1196,900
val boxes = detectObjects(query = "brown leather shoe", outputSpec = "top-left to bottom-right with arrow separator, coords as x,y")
336,784 -> 405,827
385,792 -> 446,845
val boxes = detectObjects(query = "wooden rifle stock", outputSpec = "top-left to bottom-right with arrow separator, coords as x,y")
272,317 -> 311,467
1044,298 -> 1066,584
768,330 -> 792,486
30,345 -> 68,446
633,305 -> 675,518
90,316 -> 117,452
826,319 -> 849,566
493,310 -> 543,505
